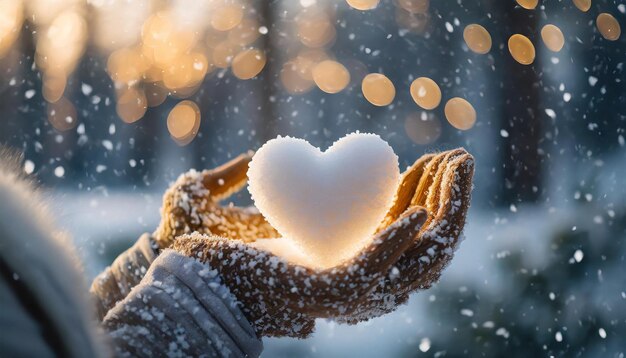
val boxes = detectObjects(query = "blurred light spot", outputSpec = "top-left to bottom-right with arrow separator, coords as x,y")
599,328 -> 607,339
213,40 -> 239,68
280,61 -> 315,94
541,24 -> 565,52
405,112 -> 441,145
508,34 -> 535,65
47,97 -> 78,131
312,60 -> 350,94
36,10 -> 87,79
296,8 -> 336,48
0,0 -> 24,58
211,4 -> 244,31
572,0 -> 591,12
361,73 -> 395,106
463,24 -> 492,54
42,74 -> 67,103
167,100 -> 201,145
346,0 -> 379,11
144,82 -> 168,107
228,18 -> 261,46
107,47 -> 149,84
232,48 -> 266,80
516,0 -> 537,9
596,13 -> 621,41
410,77 -> 441,110
418,338 -> 431,352
444,97 -> 476,130
116,87 -> 147,123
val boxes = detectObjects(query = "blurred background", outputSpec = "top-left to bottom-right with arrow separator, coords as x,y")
1,0 -> 625,356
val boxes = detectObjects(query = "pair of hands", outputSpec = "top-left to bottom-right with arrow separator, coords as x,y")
153,148 -> 474,337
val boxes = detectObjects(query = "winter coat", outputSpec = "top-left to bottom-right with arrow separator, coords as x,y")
0,153 -> 263,357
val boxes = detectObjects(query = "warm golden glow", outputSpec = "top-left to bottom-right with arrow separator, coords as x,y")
572,0 -> 591,12
463,24 -> 492,54
116,87 -> 147,123
0,0 -> 23,58
280,61 -> 315,94
162,52 -> 208,90
410,77 -> 441,110
232,48 -> 266,79
516,0 -> 538,9
144,82 -> 168,107
228,18 -> 260,46
36,9 -> 87,78
47,97 -> 78,131
596,13 -> 621,41
346,0 -> 380,11
42,74 -> 67,103
508,34 -> 535,65
404,112 -> 441,145
361,73 -> 395,106
444,97 -> 476,130
213,40 -> 239,68
92,0 -> 149,50
211,4 -> 244,32
312,60 -> 350,94
107,47 -> 149,84
167,100 -> 201,145
541,24 -> 565,52
296,9 -> 336,48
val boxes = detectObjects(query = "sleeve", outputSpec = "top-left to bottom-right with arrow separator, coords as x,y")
101,250 -> 263,358
90,234 -> 159,320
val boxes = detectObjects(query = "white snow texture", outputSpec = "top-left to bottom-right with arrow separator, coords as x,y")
247,132 -> 400,268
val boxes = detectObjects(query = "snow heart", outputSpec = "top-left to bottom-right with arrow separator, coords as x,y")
247,132 -> 400,268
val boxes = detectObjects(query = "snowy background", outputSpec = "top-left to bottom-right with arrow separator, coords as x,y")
1,0 -> 625,356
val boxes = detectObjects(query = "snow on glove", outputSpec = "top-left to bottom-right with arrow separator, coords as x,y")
338,148 -> 475,323
155,152 -> 278,249
91,154 -> 272,319
172,206 -> 427,338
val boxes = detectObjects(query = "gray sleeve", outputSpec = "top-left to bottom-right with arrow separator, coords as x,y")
90,233 -> 158,320
102,250 -> 263,358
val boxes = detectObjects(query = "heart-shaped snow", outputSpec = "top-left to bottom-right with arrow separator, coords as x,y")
247,132 -> 400,268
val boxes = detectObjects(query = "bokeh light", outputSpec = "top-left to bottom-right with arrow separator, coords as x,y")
361,73 -> 395,106
541,24 -> 565,52
167,100 -> 201,146
312,60 -> 351,94
508,34 -> 535,65
444,97 -> 476,130
410,77 -> 442,110
232,48 -> 266,80
463,24 -> 492,55
596,13 -> 621,41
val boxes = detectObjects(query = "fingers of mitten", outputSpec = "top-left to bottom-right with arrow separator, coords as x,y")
399,150 -> 474,291
302,207 -> 426,317
346,206 -> 427,280
202,153 -> 253,200
378,154 -> 434,230
211,205 -> 279,242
